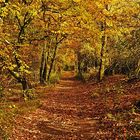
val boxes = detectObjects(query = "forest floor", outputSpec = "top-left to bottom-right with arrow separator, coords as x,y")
9,71 -> 140,140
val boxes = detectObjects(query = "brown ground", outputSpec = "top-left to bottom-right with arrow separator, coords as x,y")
10,72 -> 140,140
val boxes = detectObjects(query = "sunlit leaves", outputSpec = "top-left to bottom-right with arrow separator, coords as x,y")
73,0 -> 81,2
0,0 -> 140,84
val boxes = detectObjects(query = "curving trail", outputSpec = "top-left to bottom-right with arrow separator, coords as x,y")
11,72 -> 100,140
11,72 -> 139,140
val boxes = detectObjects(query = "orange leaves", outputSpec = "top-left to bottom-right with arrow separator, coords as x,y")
65,39 -> 80,50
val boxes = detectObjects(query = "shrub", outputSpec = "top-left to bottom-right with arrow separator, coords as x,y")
49,72 -> 60,84
0,104 -> 17,139
22,89 -> 35,100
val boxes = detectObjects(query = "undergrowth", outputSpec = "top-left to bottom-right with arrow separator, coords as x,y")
0,100 -> 17,140
0,95 -> 42,139
49,72 -> 61,84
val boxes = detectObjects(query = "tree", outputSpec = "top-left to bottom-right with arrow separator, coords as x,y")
38,0 -> 72,84
81,0 -> 140,80
0,0 -> 40,97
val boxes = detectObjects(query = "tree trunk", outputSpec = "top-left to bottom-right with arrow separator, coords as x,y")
47,43 -> 58,82
98,35 -> 107,81
98,4 -> 109,81
98,19 -> 107,81
21,77 -> 28,90
39,42 -> 47,84
9,70 -> 31,90
77,52 -> 83,80
46,35 -> 66,82
42,59 -> 47,81
39,50 -> 45,84
44,45 -> 50,80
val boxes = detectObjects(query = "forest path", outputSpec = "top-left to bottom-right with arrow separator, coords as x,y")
11,72 -> 139,140
12,71 -> 100,140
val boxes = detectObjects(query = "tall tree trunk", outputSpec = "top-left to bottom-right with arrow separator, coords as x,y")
7,12 -> 33,95
46,35 -> 66,82
47,43 -> 58,82
42,59 -> 47,81
98,34 -> 107,81
40,48 -> 45,84
98,4 -> 109,81
77,52 -> 83,80
44,45 -> 50,81
40,41 -> 47,84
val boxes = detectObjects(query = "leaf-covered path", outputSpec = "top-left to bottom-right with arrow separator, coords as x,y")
11,72 -> 140,140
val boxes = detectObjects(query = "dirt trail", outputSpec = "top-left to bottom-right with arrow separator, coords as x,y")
11,72 -> 140,140
11,72 -> 101,140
